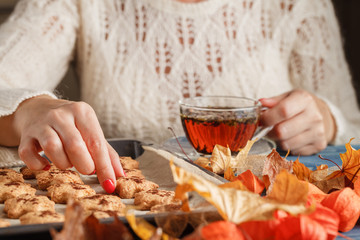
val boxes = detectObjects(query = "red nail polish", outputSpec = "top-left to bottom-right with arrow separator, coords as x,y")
43,165 -> 51,171
91,170 -> 96,175
102,179 -> 115,193
123,170 -> 127,177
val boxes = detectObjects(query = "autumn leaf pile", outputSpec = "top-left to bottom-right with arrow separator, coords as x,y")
171,138 -> 360,240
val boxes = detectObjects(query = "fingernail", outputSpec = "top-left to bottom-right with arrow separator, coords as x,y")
102,179 -> 115,193
43,165 -> 51,171
123,170 -> 127,177
91,170 -> 96,175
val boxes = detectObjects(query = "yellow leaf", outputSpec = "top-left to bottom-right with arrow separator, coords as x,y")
267,170 -> 308,205
170,162 -> 308,224
293,158 -> 313,182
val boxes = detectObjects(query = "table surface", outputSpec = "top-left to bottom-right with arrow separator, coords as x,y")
281,145 -> 360,239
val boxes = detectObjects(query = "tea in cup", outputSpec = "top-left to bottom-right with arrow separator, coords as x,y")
179,96 -> 264,155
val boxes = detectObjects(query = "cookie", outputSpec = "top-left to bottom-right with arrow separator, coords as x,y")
123,168 -> 144,179
134,189 -> 180,210
4,194 -> 55,219
0,219 -> 11,228
0,169 -> 24,183
77,194 -> 125,212
47,183 -> 96,204
0,181 -> 36,203
19,210 -> 64,225
115,176 -> 158,199
20,164 -> 58,179
36,169 -> 83,190
119,156 -> 139,169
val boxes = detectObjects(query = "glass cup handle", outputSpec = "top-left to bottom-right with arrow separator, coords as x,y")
251,125 -> 273,140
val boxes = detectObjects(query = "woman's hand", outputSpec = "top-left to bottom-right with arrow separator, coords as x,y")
12,95 -> 124,193
259,89 -> 336,155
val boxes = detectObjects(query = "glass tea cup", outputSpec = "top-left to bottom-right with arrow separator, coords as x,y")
179,96 -> 267,155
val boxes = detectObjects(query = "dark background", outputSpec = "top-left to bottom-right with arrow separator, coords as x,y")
332,0 -> 360,107
0,0 -> 359,106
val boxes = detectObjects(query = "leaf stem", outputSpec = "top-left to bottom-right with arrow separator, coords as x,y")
318,155 -> 342,171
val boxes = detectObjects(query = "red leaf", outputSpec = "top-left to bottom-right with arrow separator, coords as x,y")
321,187 -> 360,232
201,221 -> 245,240
232,170 -> 265,194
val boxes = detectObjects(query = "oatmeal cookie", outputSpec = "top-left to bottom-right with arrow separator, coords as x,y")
20,164 -> 58,179
0,169 -> 24,183
19,210 -> 64,224
134,189 -> 180,210
119,156 -> 139,169
77,194 -> 125,212
86,210 -> 124,219
115,176 -> 158,199
4,194 -> 55,219
123,168 -> 144,179
36,169 -> 83,190
0,181 -> 36,203
47,183 -> 96,204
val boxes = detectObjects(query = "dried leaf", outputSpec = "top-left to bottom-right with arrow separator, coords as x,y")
126,213 -> 174,240
183,221 -> 244,240
262,149 -> 293,194
267,170 -> 308,205
293,158 -> 313,182
305,181 -> 327,203
223,165 -> 236,181
354,178 -> 360,197
210,145 -> 232,174
232,170 -> 265,194
312,175 -> 345,194
170,162 -> 308,224
194,157 -> 212,171
219,180 -> 248,191
327,138 -> 360,183
320,187 -> 360,232
238,218 -> 279,239
200,221 -> 244,240
232,139 -> 257,169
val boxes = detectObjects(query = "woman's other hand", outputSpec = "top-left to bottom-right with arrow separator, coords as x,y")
259,89 -> 336,155
6,95 -> 124,193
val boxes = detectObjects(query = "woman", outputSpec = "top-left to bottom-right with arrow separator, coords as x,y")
0,0 -> 358,193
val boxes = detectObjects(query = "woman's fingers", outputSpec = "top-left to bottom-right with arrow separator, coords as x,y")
72,102 -> 117,193
15,97 -> 122,194
260,89 -> 333,155
107,142 -> 125,178
18,137 -> 50,170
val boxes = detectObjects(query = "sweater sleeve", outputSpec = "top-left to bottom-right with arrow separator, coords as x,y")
288,0 -> 360,145
0,0 -> 79,117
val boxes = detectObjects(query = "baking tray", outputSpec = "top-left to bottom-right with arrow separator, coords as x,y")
0,139 -> 222,240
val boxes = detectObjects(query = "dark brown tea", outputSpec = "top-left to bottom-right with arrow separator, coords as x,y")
181,115 -> 258,155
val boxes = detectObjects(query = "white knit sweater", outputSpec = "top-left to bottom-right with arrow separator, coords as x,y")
0,0 -> 359,146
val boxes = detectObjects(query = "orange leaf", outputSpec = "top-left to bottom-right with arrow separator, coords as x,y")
321,187 -> 360,232
267,170 -> 308,205
262,149 -> 293,194
275,215 -> 328,240
354,178 -> 360,197
305,181 -> 327,203
233,170 -> 265,194
219,180 -> 248,191
293,158 -> 313,182
238,218 -> 279,239
224,166 -> 236,181
201,221 -> 245,240
327,138 -> 360,183
273,203 -> 338,240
